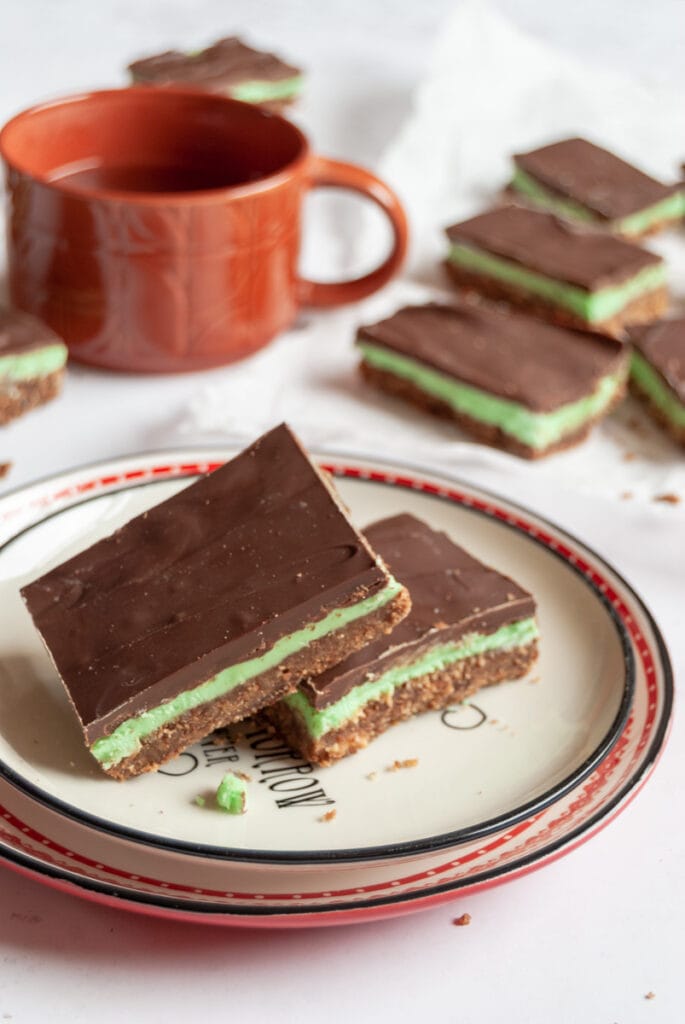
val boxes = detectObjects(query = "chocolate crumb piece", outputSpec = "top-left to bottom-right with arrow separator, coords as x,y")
621,491 -> 634,500
645,992 -> 656,1000
452,913 -> 472,926
216,772 -> 247,814
654,493 -> 680,504
319,809 -> 337,823
386,758 -> 419,772
0,463 -> 11,479
623,451 -> 636,461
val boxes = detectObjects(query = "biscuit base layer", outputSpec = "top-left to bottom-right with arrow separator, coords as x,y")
0,370 -> 64,426
360,362 -> 625,459
444,262 -> 668,338
266,640 -> 539,766
629,377 -> 685,448
100,587 -> 411,780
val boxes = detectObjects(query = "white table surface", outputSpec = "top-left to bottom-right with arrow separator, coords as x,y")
1,2 -> 683,1022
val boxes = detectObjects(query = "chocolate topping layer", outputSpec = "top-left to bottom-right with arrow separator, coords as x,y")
21,424 -> 388,743
514,138 -> 680,220
129,36 -> 300,88
357,302 -> 627,412
302,514 -> 535,709
0,307 -> 65,357
630,317 -> 685,403
445,206 -> 662,289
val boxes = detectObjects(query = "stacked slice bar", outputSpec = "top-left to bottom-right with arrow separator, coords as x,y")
357,302 -> 629,458
0,308 -> 68,425
445,206 -> 667,336
21,424 -> 410,779
266,514 -> 538,766
629,318 -> 685,447
509,138 -> 685,239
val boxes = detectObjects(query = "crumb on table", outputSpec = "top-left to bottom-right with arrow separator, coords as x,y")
654,493 -> 680,505
319,809 -> 337,823
386,758 -> 419,772
452,913 -> 472,926
645,992 -> 656,1000
620,491 -> 633,500
365,771 -> 377,781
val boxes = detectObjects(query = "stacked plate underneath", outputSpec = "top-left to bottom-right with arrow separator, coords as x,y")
0,451 -> 672,927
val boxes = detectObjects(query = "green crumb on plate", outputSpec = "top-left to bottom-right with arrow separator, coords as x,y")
194,795 -> 206,808
216,772 -> 248,814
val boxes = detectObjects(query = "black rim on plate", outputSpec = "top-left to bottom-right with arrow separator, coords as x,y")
0,450 -> 646,873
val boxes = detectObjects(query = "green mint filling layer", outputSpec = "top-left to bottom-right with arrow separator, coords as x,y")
90,576 -> 403,768
631,351 -> 685,428
0,343 -> 67,383
511,167 -> 596,224
229,75 -> 303,103
511,167 -> 685,237
447,242 -> 667,323
286,617 -> 540,740
216,773 -> 247,814
359,341 -> 625,449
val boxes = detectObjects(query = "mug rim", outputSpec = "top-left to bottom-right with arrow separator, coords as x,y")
0,86 -> 311,205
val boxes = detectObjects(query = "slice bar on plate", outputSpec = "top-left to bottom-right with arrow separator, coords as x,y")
265,514 -> 538,766
20,424 -> 410,779
356,302 -> 630,458
0,307 -> 68,425
445,206 -> 667,336
129,36 -> 303,110
510,137 -> 685,238
628,317 -> 685,446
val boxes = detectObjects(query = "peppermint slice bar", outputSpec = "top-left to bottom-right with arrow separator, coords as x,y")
356,303 -> 629,458
129,36 -> 303,110
21,424 -> 410,779
629,318 -> 685,446
510,138 -> 685,238
266,514 -> 538,766
0,308 -> 68,425
445,206 -> 668,336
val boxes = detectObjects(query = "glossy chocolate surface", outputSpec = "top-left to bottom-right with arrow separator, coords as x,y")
630,317 -> 685,403
514,137 -> 679,220
445,206 -> 661,289
21,425 -> 388,742
129,36 -> 300,89
302,514 -> 535,709
0,307 -> 64,356
357,302 -> 628,411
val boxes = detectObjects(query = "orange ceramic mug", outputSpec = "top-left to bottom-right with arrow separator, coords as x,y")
0,88 -> 408,372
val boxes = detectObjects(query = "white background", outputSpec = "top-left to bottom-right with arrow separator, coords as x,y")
1,2 -> 684,1022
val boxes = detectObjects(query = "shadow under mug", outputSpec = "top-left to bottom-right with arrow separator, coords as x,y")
0,88 -> 408,373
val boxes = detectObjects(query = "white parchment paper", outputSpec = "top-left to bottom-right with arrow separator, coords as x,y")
179,2 -> 685,502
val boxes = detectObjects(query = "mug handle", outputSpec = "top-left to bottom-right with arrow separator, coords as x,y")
297,155 -> 408,307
